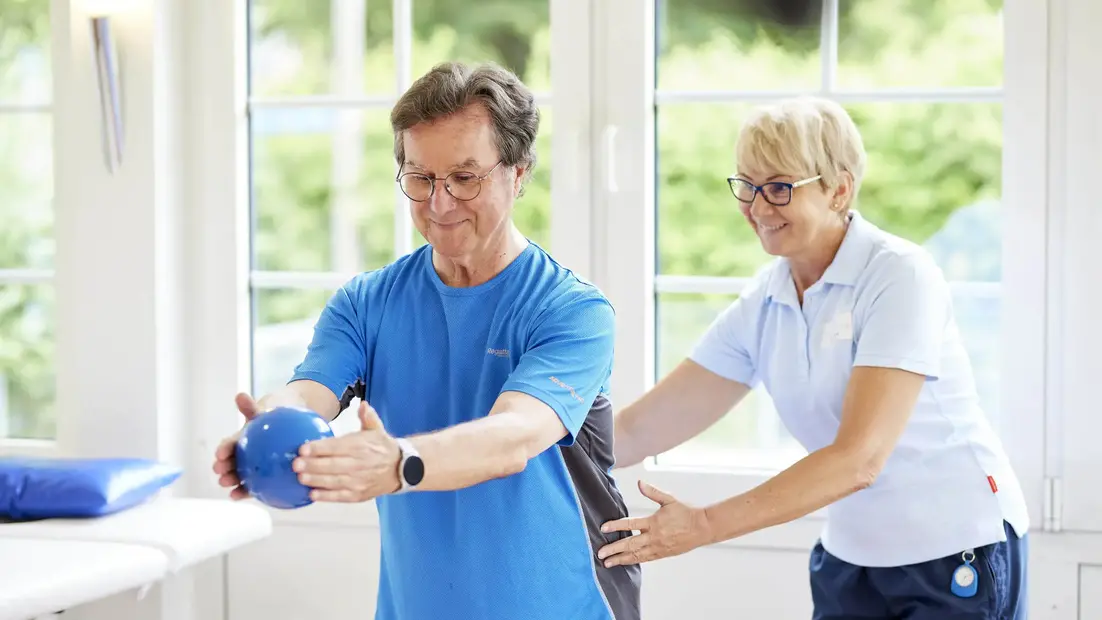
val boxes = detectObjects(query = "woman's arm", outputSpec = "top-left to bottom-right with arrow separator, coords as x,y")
597,365 -> 925,567
700,365 -> 924,543
614,359 -> 752,468
700,257 -> 948,540
600,256 -> 947,567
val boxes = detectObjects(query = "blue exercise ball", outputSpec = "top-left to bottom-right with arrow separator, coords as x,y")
234,406 -> 334,509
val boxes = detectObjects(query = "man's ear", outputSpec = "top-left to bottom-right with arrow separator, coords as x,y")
513,165 -> 527,197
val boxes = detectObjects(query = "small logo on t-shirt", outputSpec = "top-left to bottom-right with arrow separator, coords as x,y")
549,376 -> 584,403
487,347 -> 510,358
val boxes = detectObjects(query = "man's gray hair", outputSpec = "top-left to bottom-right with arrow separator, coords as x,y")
391,61 -> 540,195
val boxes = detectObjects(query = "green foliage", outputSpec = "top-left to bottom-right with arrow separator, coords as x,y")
0,0 -> 48,69
0,0 -> 54,438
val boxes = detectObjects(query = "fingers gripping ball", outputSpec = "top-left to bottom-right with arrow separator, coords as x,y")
234,406 -> 334,509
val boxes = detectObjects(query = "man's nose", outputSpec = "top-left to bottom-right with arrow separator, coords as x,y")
427,183 -> 458,215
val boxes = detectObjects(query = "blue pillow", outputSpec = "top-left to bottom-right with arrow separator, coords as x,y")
0,457 -> 182,520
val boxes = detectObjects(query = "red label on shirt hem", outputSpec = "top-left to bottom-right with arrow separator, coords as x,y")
988,475 -> 998,493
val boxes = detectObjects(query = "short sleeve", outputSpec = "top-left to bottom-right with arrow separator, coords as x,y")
853,256 -> 949,379
289,280 -> 369,400
500,295 -> 616,447
688,294 -> 760,388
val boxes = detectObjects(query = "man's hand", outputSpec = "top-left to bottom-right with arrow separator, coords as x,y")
292,401 -> 402,503
212,392 -> 262,500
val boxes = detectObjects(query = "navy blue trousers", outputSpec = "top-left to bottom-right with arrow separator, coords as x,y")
809,522 -> 1028,619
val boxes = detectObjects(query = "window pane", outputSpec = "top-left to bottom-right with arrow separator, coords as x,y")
656,103 -> 770,278
0,0 -> 51,103
247,0 -> 394,97
251,107 -> 397,272
951,284 -> 1001,432
0,283 -> 55,440
653,292 -> 805,469
251,287 -> 333,399
846,101 -> 1002,274
838,0 -> 1004,89
411,0 -> 550,92
0,113 -> 52,269
656,0 -> 822,92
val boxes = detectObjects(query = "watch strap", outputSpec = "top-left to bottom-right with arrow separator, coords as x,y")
394,437 -> 421,493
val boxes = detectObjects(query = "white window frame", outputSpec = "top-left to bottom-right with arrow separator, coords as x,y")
597,0 -> 1052,538
1046,0 -> 1102,533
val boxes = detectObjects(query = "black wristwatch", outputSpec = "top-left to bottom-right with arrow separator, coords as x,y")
394,437 -> 424,493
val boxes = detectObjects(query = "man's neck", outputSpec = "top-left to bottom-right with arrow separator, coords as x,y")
432,225 -> 529,288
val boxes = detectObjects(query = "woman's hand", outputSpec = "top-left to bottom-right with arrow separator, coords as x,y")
597,480 -> 714,567
292,401 -> 402,502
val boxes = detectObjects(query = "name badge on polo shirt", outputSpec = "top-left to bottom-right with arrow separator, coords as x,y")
821,311 -> 853,348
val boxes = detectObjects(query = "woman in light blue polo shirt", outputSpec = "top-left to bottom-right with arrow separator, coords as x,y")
599,97 -> 1030,618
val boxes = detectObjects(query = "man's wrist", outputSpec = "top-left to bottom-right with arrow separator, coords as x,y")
255,393 -> 305,413
391,437 -> 423,494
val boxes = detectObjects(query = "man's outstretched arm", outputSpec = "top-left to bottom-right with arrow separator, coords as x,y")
401,390 -> 569,490
294,295 -> 615,501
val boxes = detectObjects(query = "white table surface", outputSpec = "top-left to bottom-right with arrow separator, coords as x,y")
0,496 -> 272,571
0,496 -> 273,619
0,538 -> 167,620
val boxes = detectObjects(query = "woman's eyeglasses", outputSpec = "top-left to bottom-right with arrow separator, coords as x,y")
727,175 -> 822,207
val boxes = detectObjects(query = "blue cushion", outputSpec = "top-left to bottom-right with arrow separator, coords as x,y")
0,457 -> 182,520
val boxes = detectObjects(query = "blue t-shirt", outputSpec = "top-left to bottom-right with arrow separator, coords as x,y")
290,242 -> 641,620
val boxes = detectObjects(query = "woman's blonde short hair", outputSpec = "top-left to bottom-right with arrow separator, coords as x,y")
736,97 -> 867,206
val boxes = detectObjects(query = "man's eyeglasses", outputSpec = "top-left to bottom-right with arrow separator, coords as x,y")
396,161 -> 504,202
727,175 -> 822,207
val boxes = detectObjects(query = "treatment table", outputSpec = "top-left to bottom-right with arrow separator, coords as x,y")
0,497 -> 272,620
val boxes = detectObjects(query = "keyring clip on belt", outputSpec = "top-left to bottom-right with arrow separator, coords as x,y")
951,549 -> 979,598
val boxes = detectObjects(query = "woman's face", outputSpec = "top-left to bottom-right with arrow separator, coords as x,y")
732,165 -> 850,259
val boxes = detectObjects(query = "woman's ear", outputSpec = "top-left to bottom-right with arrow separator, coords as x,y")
831,170 -> 855,212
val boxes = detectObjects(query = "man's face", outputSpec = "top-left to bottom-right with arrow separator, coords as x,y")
399,103 -> 523,260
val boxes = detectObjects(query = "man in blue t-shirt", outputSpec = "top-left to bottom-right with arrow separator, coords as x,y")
211,61 -> 641,620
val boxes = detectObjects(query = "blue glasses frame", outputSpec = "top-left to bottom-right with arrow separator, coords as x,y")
727,174 -> 822,206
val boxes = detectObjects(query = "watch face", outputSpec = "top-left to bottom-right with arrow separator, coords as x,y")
403,456 -> 425,486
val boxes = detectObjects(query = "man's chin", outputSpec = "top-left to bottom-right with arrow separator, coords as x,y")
428,236 -> 472,258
